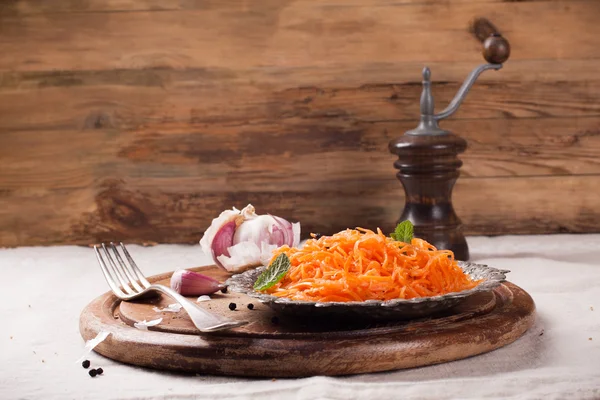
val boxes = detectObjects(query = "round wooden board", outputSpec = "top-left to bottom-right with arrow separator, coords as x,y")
79,265 -> 536,377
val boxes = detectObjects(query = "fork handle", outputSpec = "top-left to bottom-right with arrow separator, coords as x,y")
149,284 -> 247,332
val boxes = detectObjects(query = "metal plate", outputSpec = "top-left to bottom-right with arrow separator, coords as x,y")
226,262 -> 509,320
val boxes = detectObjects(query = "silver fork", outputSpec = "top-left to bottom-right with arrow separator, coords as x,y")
93,242 -> 247,333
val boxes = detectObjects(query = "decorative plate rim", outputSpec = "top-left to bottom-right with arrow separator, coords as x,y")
225,261 -> 509,308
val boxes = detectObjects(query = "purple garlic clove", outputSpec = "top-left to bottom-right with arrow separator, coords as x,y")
170,269 -> 225,296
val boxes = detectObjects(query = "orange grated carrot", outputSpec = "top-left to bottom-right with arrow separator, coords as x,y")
262,228 -> 480,302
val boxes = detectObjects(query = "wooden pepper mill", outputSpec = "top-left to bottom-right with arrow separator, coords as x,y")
389,33 -> 510,260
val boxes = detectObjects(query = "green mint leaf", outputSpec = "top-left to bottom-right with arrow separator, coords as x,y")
390,220 -> 414,243
253,253 -> 291,291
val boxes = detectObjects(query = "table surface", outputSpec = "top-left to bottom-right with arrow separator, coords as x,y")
1,235 -> 599,400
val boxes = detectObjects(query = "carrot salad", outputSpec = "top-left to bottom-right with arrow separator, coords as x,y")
263,228 -> 479,302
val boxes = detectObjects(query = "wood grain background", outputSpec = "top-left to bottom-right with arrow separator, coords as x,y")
1,0 -> 599,247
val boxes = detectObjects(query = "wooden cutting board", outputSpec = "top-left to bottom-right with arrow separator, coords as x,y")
79,265 -> 535,377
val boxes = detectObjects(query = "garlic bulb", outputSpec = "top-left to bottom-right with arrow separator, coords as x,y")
200,204 -> 300,273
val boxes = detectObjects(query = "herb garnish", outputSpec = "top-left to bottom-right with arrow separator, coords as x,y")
390,220 -> 414,243
253,253 -> 291,291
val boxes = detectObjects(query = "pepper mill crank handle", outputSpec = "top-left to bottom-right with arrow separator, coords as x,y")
434,31 -> 511,121
433,63 -> 502,121
407,33 -> 510,136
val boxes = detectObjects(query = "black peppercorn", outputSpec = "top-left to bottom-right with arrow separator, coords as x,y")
81,360 -> 90,369
271,316 -> 279,324
96,368 -> 103,375
89,369 -> 97,377
247,303 -> 254,310
313,233 -> 323,239
228,302 -> 236,311
221,287 -> 228,294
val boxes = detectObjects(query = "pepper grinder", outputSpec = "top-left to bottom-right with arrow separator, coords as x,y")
388,33 -> 510,260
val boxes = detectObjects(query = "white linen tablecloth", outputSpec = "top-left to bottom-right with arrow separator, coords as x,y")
1,235 -> 599,400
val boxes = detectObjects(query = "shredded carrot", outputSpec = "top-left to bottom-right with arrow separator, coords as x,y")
262,228 -> 480,302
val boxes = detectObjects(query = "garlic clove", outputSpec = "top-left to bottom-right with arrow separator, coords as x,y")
259,242 -> 280,267
216,241 -> 263,273
170,269 -> 225,296
233,215 -> 279,246
271,215 -> 296,246
210,220 -> 237,268
199,207 -> 242,258
292,222 -> 301,247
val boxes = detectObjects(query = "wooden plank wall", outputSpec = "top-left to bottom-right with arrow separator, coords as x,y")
1,0 -> 599,246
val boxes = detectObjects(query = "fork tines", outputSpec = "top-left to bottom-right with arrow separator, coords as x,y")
94,243 -> 150,298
